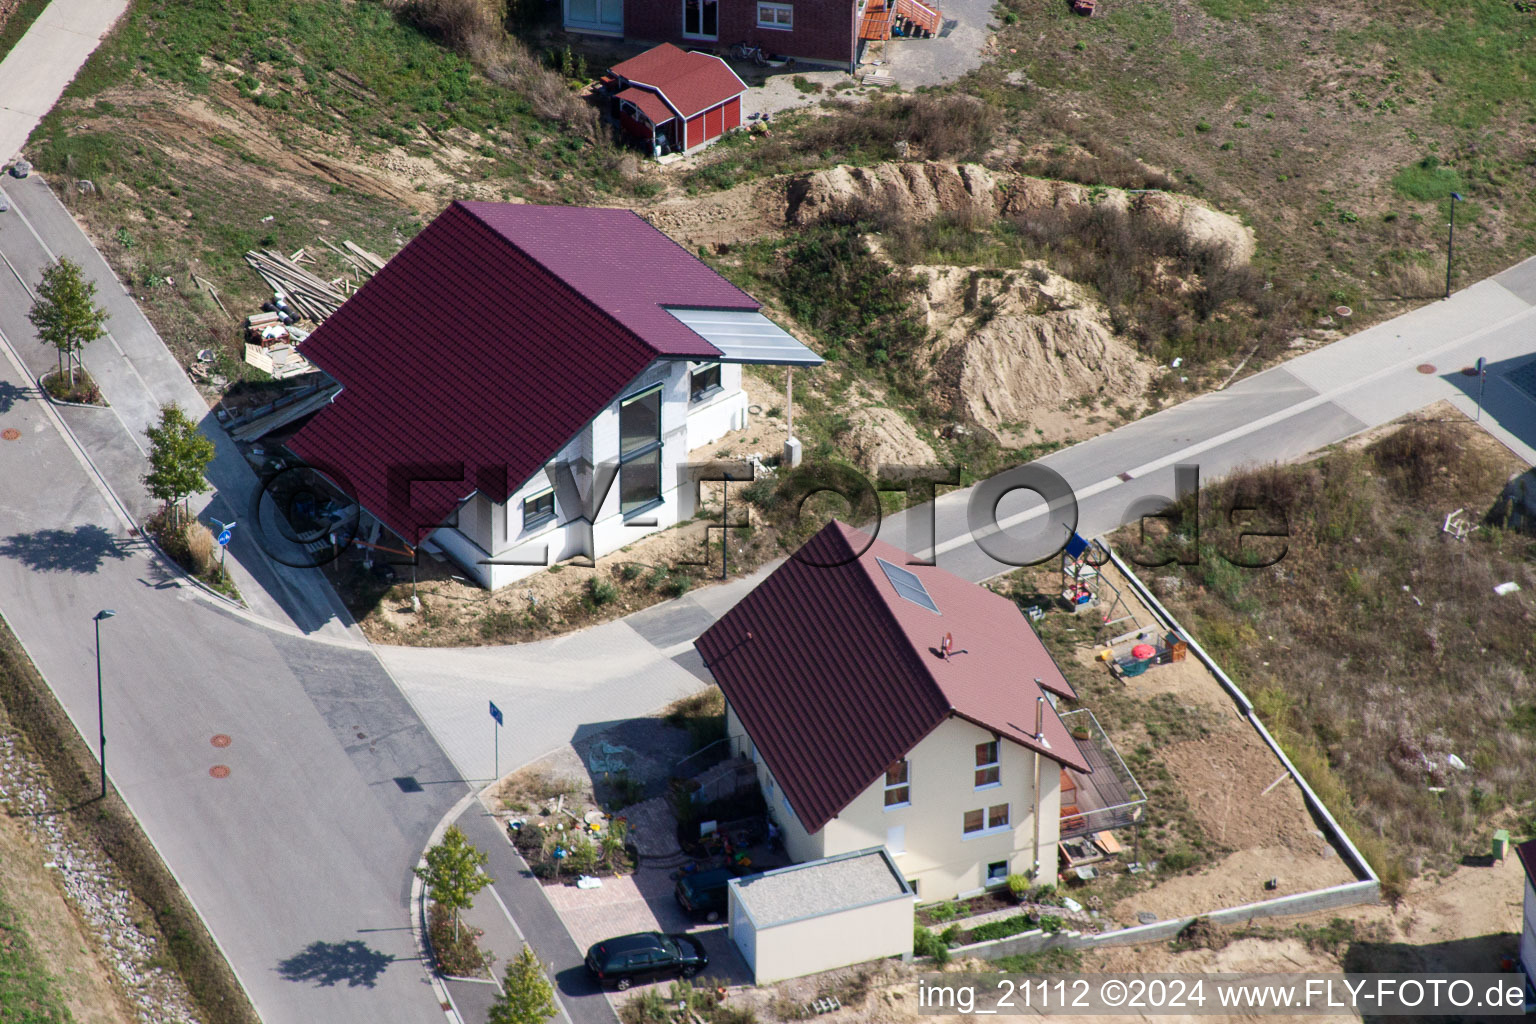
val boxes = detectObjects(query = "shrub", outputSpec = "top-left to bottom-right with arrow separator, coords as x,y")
427,901 -> 492,976
969,915 -> 1038,942
663,574 -> 694,598
1038,915 -> 1064,934
588,576 -> 618,606
926,900 -> 957,922
913,925 -> 950,963
1006,873 -> 1031,901
620,563 -> 644,581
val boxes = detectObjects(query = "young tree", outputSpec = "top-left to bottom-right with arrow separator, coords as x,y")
489,944 -> 557,1024
28,257 -> 108,387
143,403 -> 216,528
415,825 -> 492,942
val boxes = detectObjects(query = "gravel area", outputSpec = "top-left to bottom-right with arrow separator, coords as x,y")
0,732 -> 201,1024
733,850 -> 906,927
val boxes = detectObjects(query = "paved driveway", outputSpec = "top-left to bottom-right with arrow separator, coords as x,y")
878,0 -> 995,86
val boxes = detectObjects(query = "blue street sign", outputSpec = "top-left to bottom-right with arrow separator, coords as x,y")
217,530 -> 233,547
489,701 -> 504,726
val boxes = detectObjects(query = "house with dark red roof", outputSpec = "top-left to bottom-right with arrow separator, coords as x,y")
286,200 -> 821,589
568,0 -> 942,76
608,44 -> 746,155
696,520 -> 1127,901
569,0 -> 857,71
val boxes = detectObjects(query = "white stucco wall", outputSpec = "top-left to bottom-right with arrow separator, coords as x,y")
743,889 -> 913,985
726,700 -> 1062,902
429,358 -> 749,589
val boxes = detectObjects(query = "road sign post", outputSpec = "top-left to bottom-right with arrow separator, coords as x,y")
1476,356 -> 1487,421
211,519 -> 236,580
489,701 -> 504,781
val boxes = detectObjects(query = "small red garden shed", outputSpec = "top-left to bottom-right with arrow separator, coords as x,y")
609,43 -> 747,156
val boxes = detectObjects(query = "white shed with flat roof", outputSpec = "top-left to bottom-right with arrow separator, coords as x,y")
728,847 -> 914,985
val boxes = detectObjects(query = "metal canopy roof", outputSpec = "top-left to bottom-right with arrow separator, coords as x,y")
666,307 -> 824,366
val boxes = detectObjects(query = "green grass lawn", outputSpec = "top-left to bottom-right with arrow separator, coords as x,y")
0,892 -> 75,1024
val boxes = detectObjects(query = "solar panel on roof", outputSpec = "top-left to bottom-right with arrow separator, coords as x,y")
875,557 -> 940,614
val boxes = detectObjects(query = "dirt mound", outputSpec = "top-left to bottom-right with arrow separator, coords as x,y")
644,180 -> 785,249
916,263 -> 1155,443
787,161 -> 1255,266
844,406 -> 937,471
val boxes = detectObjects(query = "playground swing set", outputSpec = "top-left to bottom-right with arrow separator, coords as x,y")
1059,533 -> 1187,679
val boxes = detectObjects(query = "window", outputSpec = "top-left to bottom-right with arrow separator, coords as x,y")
689,362 -> 722,402
883,759 -> 910,807
757,1 -> 792,28
987,861 -> 1008,883
975,741 -> 1000,788
907,878 -> 920,896
619,386 -> 663,514
875,557 -> 940,613
523,487 -> 555,529
963,804 -> 1010,837
683,0 -> 718,37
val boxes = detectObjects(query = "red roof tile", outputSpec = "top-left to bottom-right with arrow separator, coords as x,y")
616,86 -> 675,126
610,43 -> 747,120
288,201 -> 758,542
696,520 -> 1088,834
1518,839 -> 1536,886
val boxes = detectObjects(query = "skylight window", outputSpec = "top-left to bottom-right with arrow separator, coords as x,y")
876,557 -> 940,614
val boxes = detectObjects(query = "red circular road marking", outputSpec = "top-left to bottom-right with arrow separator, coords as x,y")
1417,363 -> 1437,374
209,765 -> 230,779
1,428 -> 19,441
211,734 -> 232,748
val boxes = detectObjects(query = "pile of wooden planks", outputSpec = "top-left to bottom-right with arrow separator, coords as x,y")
243,249 -> 347,322
322,239 -> 387,279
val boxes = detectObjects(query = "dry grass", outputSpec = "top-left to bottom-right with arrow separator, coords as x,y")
1121,415 -> 1536,880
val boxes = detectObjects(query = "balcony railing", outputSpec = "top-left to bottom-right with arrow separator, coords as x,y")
1058,708 -> 1146,840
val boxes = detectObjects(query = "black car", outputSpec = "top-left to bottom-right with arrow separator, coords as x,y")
674,867 -> 735,923
584,932 -> 709,991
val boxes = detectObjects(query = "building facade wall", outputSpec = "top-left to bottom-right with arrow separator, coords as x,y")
432,358 -> 748,589
612,0 -> 856,69
747,894 -> 913,984
725,700 -> 1062,902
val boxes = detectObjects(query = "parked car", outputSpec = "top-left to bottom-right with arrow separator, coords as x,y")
584,932 -> 708,991
675,867 -> 735,923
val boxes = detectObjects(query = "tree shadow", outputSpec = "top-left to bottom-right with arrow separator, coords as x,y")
0,525 -> 131,574
0,379 -> 31,414
276,940 -> 395,988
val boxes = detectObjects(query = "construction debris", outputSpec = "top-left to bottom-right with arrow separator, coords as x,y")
243,248 -> 347,322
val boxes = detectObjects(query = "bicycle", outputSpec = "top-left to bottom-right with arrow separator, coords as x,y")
730,41 -> 769,66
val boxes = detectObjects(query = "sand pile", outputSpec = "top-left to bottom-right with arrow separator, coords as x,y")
917,263 -> 1156,444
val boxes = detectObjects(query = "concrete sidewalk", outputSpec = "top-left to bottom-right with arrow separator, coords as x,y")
0,0 -> 128,163
0,172 -> 359,639
454,803 -> 618,1024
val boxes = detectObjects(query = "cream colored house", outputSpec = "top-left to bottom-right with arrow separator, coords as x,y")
697,519 -> 1091,903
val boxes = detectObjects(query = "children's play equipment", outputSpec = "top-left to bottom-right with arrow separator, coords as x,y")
1060,533 -> 1135,627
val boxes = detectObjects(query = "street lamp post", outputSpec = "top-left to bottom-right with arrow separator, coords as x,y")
1445,192 -> 1464,300
93,609 -> 116,800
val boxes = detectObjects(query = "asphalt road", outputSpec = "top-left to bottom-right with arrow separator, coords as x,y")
3,149 -> 1536,1024
0,338 -> 468,1021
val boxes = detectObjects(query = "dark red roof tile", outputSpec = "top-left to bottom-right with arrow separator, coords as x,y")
610,43 -> 747,120
288,201 -> 757,542
696,520 -> 1088,834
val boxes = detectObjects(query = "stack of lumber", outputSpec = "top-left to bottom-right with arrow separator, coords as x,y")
243,249 -> 347,322
244,342 -> 314,380
322,239 -> 388,279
